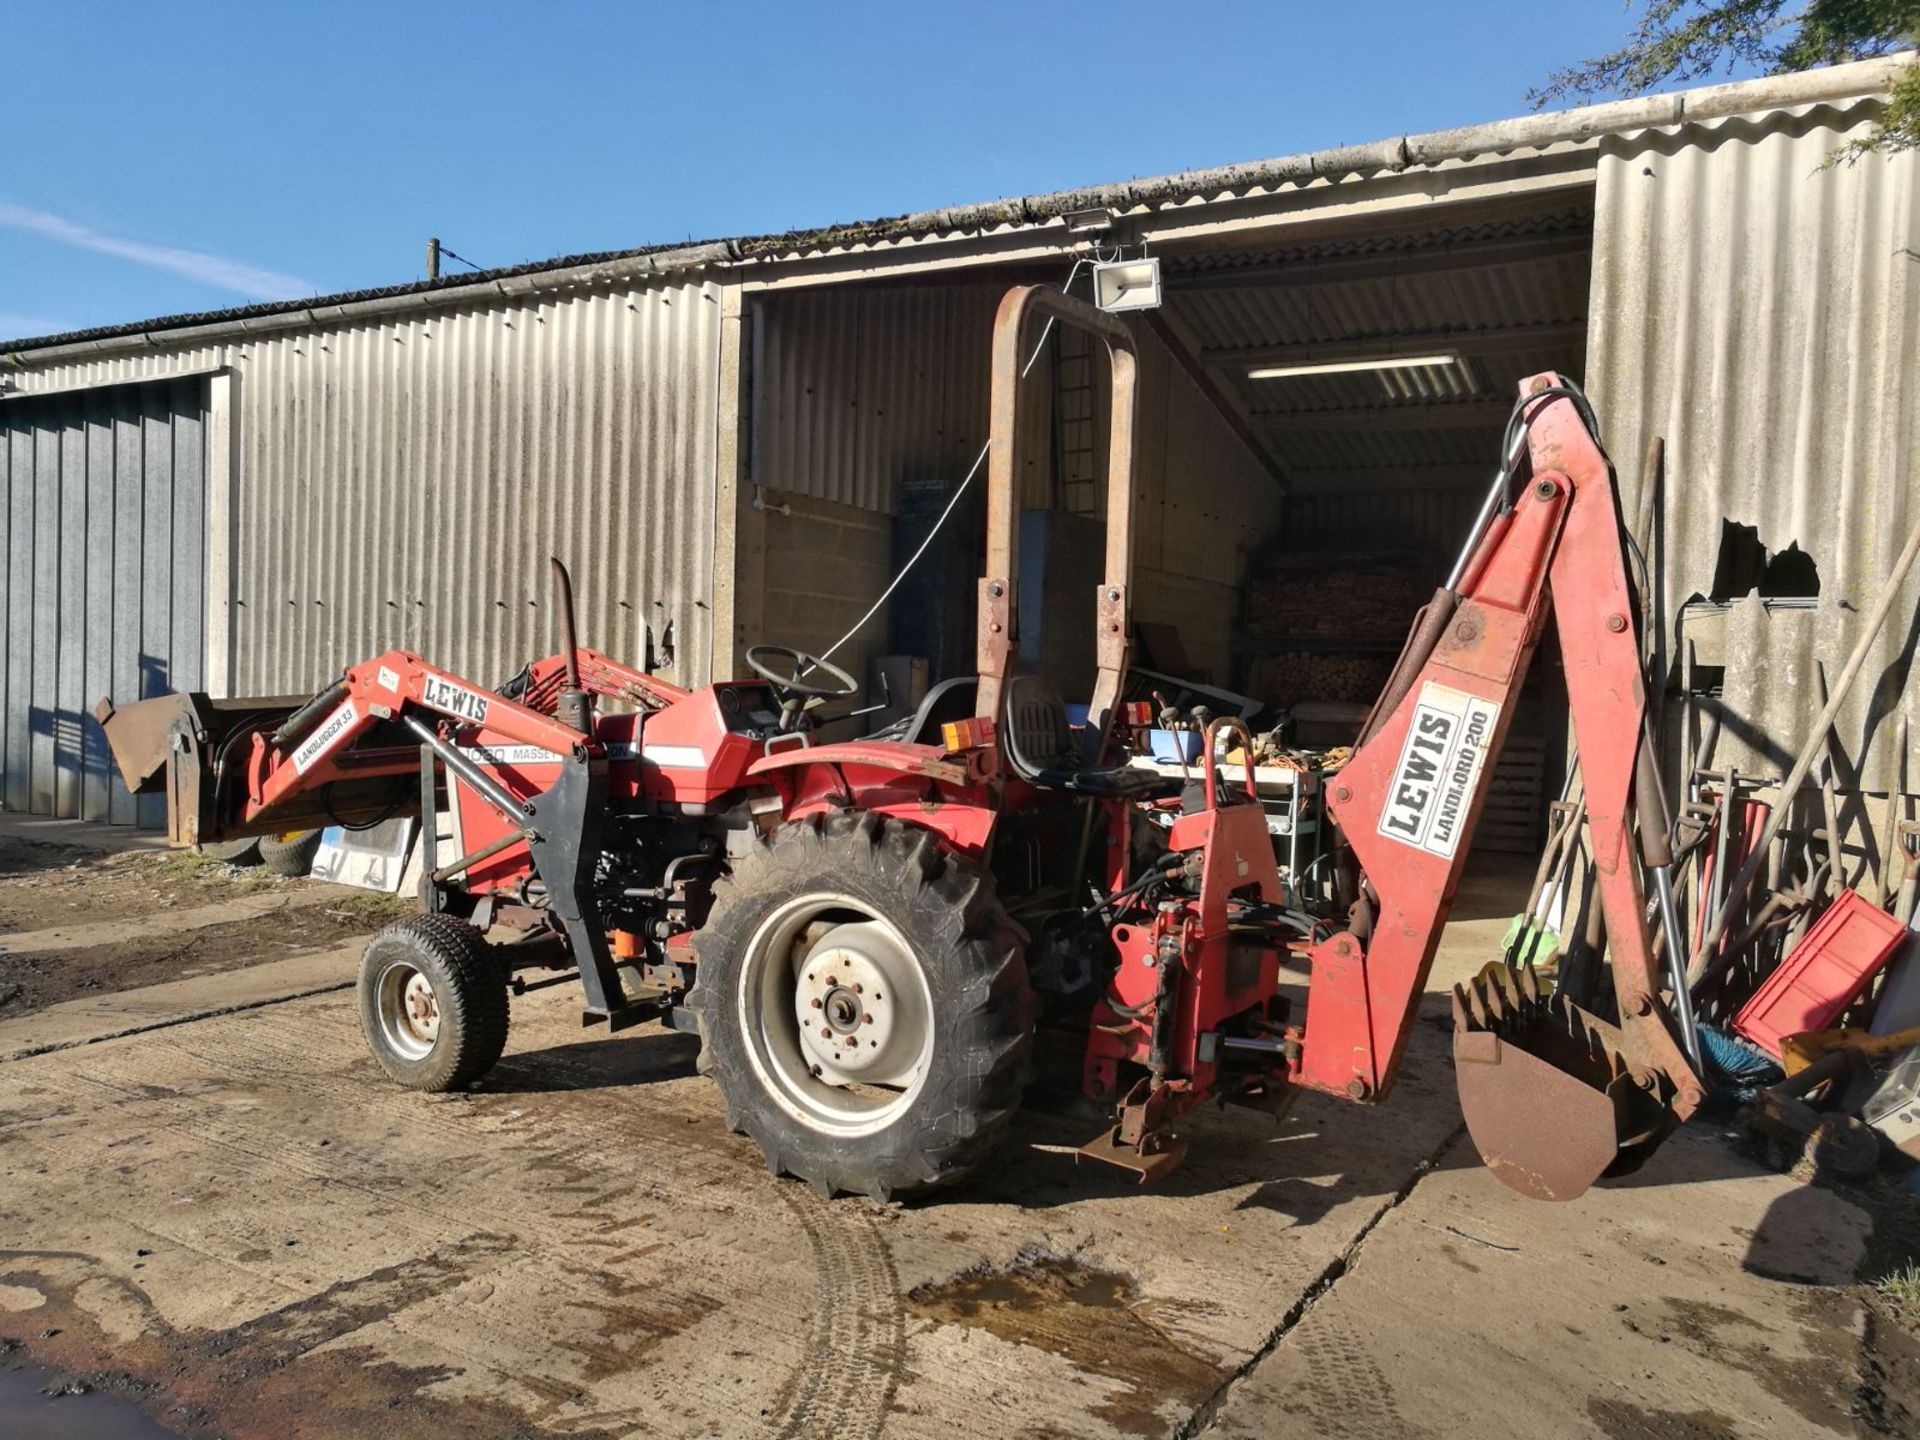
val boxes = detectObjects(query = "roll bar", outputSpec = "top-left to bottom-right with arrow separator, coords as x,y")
975,285 -> 1140,752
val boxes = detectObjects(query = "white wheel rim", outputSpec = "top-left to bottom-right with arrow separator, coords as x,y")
737,891 -> 935,1138
377,962 -> 440,1060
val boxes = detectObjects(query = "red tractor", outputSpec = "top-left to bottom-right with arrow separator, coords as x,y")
100,285 -> 1702,1203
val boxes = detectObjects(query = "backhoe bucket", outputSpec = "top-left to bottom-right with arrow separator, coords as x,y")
1452,961 -> 1683,1201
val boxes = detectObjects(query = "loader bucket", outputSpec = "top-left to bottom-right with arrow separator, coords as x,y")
95,693 -> 210,795
1452,961 -> 1682,1201
93,691 -> 307,845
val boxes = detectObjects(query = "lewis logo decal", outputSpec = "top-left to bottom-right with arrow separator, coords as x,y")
421,674 -> 491,726
1376,682 -> 1500,860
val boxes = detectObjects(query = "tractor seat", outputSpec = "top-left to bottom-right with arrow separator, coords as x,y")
1002,677 -> 1181,801
870,675 -> 980,746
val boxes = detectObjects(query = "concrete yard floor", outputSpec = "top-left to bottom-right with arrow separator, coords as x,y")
0,831 -> 410,1017
0,856 -> 1915,1439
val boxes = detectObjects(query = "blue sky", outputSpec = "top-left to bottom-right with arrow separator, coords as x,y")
1,3 -> 1751,341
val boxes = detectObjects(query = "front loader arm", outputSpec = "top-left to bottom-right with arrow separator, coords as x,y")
245,649 -> 596,819
515,645 -> 690,715
242,651 -> 633,1025
97,649 -> 601,848
1299,375 -> 1701,1197
99,645 -> 650,1029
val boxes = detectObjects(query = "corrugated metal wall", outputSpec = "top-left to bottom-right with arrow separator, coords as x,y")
2,378 -> 206,822
752,285 -> 1002,514
10,277 -> 723,698
749,281 -> 1280,685
1588,98 -> 1920,791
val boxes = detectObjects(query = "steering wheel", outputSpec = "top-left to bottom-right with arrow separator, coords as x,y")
745,644 -> 860,700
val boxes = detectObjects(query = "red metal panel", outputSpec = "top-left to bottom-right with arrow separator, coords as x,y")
1734,891 -> 1907,1057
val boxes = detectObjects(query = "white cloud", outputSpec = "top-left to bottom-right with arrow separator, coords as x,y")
0,202 -> 314,302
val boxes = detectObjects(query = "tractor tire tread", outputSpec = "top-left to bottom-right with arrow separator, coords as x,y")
689,810 -> 1036,1200
358,913 -> 509,1093
200,837 -> 262,866
259,828 -> 324,878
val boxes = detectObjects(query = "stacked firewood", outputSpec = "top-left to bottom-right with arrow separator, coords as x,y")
1243,552 -> 1432,649
1245,652 -> 1394,707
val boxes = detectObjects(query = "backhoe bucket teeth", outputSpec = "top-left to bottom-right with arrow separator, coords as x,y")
1452,962 -> 1682,1201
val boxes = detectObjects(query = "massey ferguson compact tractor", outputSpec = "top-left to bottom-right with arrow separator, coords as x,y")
99,285 -> 1703,1203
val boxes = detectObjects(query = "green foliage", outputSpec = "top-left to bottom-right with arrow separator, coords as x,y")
1533,0 -> 1920,154
1878,1260 -> 1920,1311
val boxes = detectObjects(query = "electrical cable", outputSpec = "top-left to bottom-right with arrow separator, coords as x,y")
806,258 -> 1092,672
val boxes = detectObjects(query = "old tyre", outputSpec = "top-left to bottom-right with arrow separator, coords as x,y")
689,811 -> 1035,1200
358,914 -> 508,1092
259,828 -> 324,878
200,837 -> 262,866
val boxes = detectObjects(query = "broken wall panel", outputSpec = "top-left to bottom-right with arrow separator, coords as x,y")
1588,97 -> 1920,792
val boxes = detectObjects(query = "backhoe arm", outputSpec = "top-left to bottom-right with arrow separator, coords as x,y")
1297,374 -> 1702,1198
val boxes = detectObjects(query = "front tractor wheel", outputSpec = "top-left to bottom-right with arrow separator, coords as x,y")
358,915 -> 509,1092
690,812 -> 1034,1200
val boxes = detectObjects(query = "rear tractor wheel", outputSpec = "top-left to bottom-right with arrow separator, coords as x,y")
689,812 -> 1035,1200
358,914 -> 509,1092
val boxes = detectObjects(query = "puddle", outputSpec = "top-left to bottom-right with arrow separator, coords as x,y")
907,1253 -> 1225,1437
0,1365 -> 182,1439
1,1247 -> 636,1440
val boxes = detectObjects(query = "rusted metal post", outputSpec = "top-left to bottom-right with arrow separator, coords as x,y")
976,286 -> 1139,748
550,556 -> 590,735
1814,663 -> 1846,899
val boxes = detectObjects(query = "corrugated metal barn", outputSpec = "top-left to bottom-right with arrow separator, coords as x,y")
3,55 -> 1915,829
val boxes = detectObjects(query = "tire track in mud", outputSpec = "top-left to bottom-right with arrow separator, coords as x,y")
7,998 -> 899,1437
772,1186 -> 905,1440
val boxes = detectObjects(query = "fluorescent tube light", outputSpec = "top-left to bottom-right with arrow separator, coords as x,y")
1247,352 -> 1458,380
